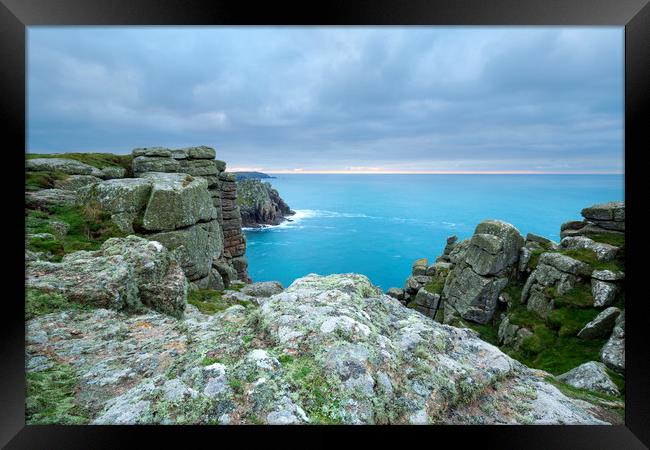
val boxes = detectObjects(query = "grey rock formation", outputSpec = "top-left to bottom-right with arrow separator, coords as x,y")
26,189 -> 77,211
442,220 -> 523,324
54,175 -> 104,191
601,313 -> 625,373
591,279 -> 618,308
25,273 -> 606,424
237,179 -> 295,227
26,236 -> 187,316
386,287 -> 405,302
577,307 -> 621,339
557,362 -> 619,396
26,158 -> 104,178
560,202 -> 624,238
410,287 -> 441,319
591,269 -> 624,282
240,281 -> 284,298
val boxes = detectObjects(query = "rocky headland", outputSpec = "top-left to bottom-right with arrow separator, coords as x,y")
237,179 -> 295,228
24,155 -> 624,425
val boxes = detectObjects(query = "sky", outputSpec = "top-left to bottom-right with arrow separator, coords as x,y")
27,27 -> 624,174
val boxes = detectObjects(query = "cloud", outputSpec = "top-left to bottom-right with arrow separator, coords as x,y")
27,26 -> 623,172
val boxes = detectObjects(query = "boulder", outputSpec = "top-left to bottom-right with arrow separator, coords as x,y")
212,257 -> 239,288
560,236 -> 618,262
194,269 -> 226,291
54,175 -> 103,191
526,233 -> 552,246
577,307 -> 621,339
591,279 -> 618,308
187,146 -> 217,160
178,159 -> 219,176
26,158 -> 104,177
412,258 -> 429,276
464,220 -> 524,276
591,269 -> 625,282
100,236 -> 188,317
148,220 -> 223,281
26,252 -> 140,311
132,147 -> 172,158
557,362 -> 619,396
240,281 -> 284,298
386,287 -> 404,301
581,202 -> 625,223
537,252 -> 591,276
132,156 -> 180,175
601,313 -> 625,373
100,166 -> 127,179
78,178 -> 154,233
410,287 -> 441,319
26,189 -> 77,210
140,173 -> 216,231
442,263 -> 508,324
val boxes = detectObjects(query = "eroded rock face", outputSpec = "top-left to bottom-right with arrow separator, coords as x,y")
25,273 -> 608,425
560,236 -> 619,262
557,362 -> 619,396
465,220 -> 524,276
26,189 -> 77,211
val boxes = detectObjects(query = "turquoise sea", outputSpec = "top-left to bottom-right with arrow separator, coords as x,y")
244,175 -> 624,291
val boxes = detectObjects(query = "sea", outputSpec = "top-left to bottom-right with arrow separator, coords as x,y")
243,174 -> 624,291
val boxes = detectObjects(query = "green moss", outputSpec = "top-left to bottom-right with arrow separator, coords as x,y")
27,152 -> 133,174
285,357 -> 343,424
26,170 -> 68,191
423,279 -> 445,295
26,361 -> 89,424
547,306 -> 599,337
528,249 -> 545,269
545,376 -> 623,403
25,288 -> 91,320
228,379 -> 244,395
187,289 -> 252,315
559,248 -> 623,272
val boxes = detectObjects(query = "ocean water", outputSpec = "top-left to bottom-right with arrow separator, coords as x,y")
243,175 -> 624,291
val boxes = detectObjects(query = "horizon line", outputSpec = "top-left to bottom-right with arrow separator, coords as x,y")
240,169 -> 624,175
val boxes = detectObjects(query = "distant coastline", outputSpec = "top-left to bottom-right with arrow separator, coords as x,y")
233,171 -> 275,181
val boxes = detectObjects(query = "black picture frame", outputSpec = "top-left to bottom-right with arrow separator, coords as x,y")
2,0 -> 648,447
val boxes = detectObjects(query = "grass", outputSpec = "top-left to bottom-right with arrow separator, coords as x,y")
26,361 -> 89,424
464,321 -> 500,346
528,248 -> 545,270
27,152 -> 133,174
552,284 -> 594,309
588,233 -> 625,248
26,170 -> 69,191
187,289 -> 251,315
545,376 -> 623,403
423,279 -> 445,295
25,288 -> 92,320
26,203 -> 127,260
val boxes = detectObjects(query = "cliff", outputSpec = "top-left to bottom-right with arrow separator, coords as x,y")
237,179 -> 294,227
23,159 -> 622,424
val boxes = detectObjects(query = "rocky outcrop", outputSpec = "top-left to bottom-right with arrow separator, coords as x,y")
26,273 -> 606,424
74,146 -> 251,286
26,158 -> 105,178
560,201 -> 624,239
557,362 -> 619,396
237,179 -> 294,227
578,307 -> 621,339
26,236 -> 187,317
442,220 -> 524,324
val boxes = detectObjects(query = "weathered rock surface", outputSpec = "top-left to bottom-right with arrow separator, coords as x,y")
237,179 -> 294,227
591,279 -> 618,308
577,307 -> 621,339
601,313 -> 625,373
54,175 -> 103,191
26,158 -> 104,178
240,281 -> 284,298
409,287 -> 441,319
25,274 -> 607,424
560,202 -> 624,238
557,362 -> 619,396
26,189 -> 77,210
140,173 -> 216,232
26,236 -> 187,317
440,221 -> 524,324
560,236 -> 618,262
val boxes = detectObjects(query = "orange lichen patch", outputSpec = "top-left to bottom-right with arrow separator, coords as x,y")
134,320 -> 153,329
